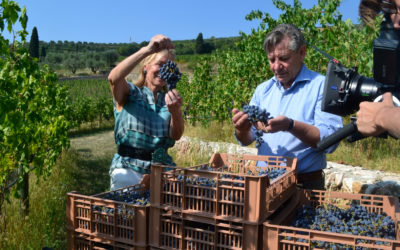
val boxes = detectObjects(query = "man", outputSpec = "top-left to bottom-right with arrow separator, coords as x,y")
232,24 -> 343,190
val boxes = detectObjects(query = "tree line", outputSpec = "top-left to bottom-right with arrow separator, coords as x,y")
28,29 -> 240,75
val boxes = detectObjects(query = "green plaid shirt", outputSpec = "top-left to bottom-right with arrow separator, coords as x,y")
110,82 -> 175,174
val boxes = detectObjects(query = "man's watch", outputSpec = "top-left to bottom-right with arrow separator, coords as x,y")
287,118 -> 294,131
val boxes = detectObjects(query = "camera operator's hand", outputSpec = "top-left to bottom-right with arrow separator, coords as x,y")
356,92 -> 395,137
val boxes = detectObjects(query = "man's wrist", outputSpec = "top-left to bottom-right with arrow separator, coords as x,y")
286,118 -> 294,131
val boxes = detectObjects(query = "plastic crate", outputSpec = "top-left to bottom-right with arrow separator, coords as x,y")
66,184 -> 149,250
68,231 -> 142,250
263,189 -> 400,250
150,153 -> 297,223
149,207 -> 262,250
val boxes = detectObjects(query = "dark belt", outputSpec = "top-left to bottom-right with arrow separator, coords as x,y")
297,169 -> 324,183
117,145 -> 154,161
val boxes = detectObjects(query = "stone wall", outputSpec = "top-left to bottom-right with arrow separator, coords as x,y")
174,136 -> 400,198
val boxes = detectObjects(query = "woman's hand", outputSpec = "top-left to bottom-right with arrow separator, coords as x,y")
145,34 -> 174,54
165,89 -> 183,115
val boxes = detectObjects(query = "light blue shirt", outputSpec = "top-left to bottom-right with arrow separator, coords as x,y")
241,64 -> 342,174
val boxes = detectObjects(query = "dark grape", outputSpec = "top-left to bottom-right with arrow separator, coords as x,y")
159,60 -> 182,90
242,105 -> 272,124
242,105 -> 273,148
289,203 -> 396,249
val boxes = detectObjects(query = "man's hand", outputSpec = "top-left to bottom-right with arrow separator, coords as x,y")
256,115 -> 291,133
356,92 -> 395,136
232,108 -> 254,145
232,108 -> 251,131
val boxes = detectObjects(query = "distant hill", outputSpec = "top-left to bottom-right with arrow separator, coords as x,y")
34,35 -> 241,76
37,35 -> 241,57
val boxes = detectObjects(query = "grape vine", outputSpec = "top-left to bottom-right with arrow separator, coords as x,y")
0,1 -> 71,215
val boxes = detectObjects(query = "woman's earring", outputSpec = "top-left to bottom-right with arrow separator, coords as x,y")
143,70 -> 147,75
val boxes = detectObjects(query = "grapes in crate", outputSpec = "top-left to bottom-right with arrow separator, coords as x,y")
290,203 -> 396,248
103,189 -> 150,205
189,165 -> 287,188
93,189 -> 150,215
159,60 -> 182,90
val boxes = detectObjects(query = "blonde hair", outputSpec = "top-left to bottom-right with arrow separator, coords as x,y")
359,0 -> 397,26
359,0 -> 382,26
134,49 -> 176,92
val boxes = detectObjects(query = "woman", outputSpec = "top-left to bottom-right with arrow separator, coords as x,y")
107,34 -> 184,190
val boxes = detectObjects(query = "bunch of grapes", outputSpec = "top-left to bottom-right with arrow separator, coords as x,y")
243,105 -> 272,124
159,60 -> 182,90
289,203 -> 396,249
242,105 -> 273,148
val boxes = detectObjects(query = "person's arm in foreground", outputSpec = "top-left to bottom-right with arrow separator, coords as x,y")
357,92 -> 400,139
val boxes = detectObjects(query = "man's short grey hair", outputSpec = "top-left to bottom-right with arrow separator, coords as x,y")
263,24 -> 305,53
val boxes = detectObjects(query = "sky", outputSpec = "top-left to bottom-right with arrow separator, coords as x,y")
3,0 -> 360,44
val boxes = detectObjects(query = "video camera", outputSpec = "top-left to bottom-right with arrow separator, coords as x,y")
317,14 -> 400,151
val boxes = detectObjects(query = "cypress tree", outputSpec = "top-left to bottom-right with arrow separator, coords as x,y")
29,27 -> 39,58
195,32 -> 205,54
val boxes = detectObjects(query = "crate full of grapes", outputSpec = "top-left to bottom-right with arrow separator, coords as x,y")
66,184 -> 150,250
150,152 -> 298,223
263,188 -> 400,250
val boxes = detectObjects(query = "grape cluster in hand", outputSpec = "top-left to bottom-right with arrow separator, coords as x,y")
242,105 -> 273,148
159,60 -> 182,90
243,105 -> 272,124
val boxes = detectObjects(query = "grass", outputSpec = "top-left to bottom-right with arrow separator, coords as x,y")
0,136 -> 113,249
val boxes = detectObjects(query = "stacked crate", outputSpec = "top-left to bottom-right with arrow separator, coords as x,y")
66,184 -> 149,250
149,153 -> 298,249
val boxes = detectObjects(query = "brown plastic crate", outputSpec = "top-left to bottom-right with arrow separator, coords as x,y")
68,231 -> 144,249
150,153 -> 297,223
263,189 -> 400,250
66,184 -> 149,250
149,207 -> 262,250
